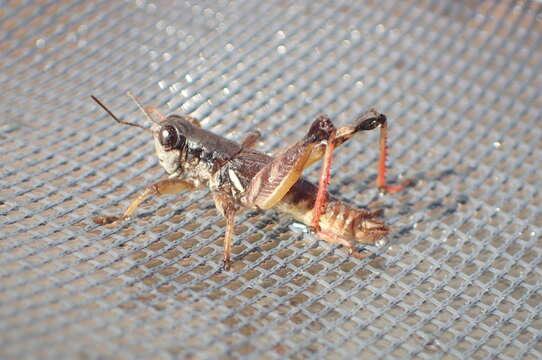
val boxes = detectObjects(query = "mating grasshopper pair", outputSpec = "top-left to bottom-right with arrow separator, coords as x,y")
92,93 -> 405,269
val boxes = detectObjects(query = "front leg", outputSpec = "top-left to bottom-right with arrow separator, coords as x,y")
212,192 -> 237,270
94,178 -> 196,225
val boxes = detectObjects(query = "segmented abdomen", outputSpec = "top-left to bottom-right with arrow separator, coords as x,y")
319,200 -> 388,243
275,179 -> 388,243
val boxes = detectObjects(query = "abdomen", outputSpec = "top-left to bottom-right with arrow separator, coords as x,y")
275,179 -> 388,244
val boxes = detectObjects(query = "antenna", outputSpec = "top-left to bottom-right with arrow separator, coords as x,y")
90,95 -> 151,132
126,91 -> 161,125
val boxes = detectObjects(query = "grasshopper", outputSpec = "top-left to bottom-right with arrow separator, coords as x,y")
92,92 -> 405,269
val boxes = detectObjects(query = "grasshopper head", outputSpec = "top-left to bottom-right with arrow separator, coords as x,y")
153,115 -> 190,176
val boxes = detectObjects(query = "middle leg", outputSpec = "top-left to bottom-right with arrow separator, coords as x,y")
213,192 -> 237,270
241,131 -> 261,149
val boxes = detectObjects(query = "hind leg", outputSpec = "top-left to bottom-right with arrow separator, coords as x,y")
311,129 -> 336,232
307,109 -> 407,193
243,115 -> 336,210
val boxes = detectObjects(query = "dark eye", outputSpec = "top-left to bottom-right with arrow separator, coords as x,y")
159,125 -> 185,150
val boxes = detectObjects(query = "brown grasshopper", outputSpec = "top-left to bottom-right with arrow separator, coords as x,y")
91,92 -> 406,269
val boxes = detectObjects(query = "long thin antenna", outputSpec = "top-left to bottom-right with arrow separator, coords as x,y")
126,91 -> 160,125
90,95 -> 151,132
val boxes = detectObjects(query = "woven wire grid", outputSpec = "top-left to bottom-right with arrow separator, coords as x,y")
1,0 -> 541,358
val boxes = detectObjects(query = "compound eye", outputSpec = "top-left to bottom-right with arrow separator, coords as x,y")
159,125 -> 185,150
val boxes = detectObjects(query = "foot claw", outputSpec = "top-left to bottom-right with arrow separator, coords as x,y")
350,249 -> 372,260
222,257 -> 231,271
379,184 -> 404,194
309,225 -> 321,234
93,215 -> 123,226
379,179 -> 415,194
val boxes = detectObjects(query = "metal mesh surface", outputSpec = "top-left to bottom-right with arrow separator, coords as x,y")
1,0 -> 542,358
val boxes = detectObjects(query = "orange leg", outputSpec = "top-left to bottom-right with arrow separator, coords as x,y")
311,130 -> 336,232
376,121 -> 405,194
306,109 -> 408,193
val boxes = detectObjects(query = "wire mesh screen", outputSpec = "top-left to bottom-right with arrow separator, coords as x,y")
1,0 -> 541,358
